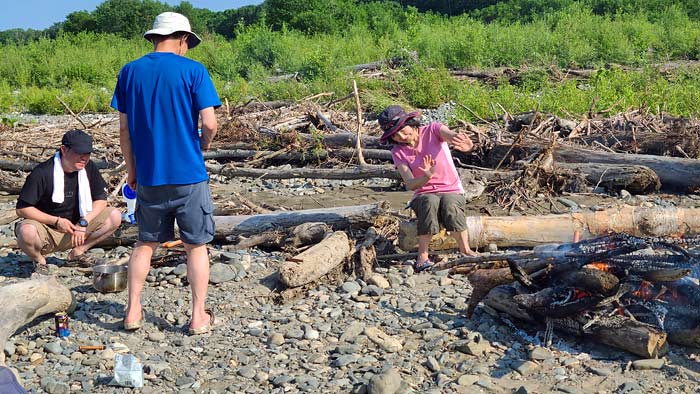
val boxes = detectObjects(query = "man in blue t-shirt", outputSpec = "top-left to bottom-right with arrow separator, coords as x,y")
111,12 -> 221,335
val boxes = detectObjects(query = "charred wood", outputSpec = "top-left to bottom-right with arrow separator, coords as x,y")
483,284 -> 668,358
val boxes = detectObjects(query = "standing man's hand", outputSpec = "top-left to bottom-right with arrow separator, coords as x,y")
199,107 -> 217,151
127,172 -> 137,191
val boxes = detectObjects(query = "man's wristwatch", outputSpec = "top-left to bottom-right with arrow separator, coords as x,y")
78,218 -> 89,228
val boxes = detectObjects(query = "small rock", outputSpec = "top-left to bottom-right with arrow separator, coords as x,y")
340,281 -> 361,294
237,366 -> 257,379
209,263 -> 236,284
457,374 -> 478,386
340,322 -> 365,343
30,353 -> 43,365
148,332 -> 166,342
368,275 -> 390,289
4,342 -> 15,356
367,367 -> 402,394
632,358 -> 665,370
425,356 -> 441,372
529,347 -> 553,361
513,360 -> 539,376
43,342 -> 62,355
364,327 -> 402,353
268,333 -> 286,347
361,285 -> 384,297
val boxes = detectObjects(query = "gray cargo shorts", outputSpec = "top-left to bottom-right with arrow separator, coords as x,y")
135,180 -> 215,245
409,193 -> 467,236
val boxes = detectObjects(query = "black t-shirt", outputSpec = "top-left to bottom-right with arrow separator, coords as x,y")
17,156 -> 108,223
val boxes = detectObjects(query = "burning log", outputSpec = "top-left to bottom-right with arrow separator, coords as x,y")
472,235 -> 700,357
0,276 -> 74,366
279,231 -> 351,287
399,205 -> 700,251
483,284 -> 668,358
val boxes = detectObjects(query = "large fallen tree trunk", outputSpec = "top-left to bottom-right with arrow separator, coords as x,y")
0,276 -> 74,366
554,163 -> 660,194
482,284 -> 668,358
489,142 -> 700,190
259,127 -> 383,149
99,202 -> 389,247
212,164 -> 399,180
279,231 -> 350,287
399,205 -> 700,251
203,148 -> 393,162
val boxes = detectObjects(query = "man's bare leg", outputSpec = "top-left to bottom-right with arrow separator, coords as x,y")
124,241 -> 158,324
186,243 -> 210,330
16,223 -> 47,265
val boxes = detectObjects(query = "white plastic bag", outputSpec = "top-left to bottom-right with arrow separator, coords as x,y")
110,354 -> 144,388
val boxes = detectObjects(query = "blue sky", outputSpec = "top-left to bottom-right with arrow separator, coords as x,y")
0,0 -> 263,31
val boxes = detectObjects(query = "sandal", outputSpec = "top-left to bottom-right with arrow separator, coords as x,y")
123,310 -> 145,331
32,261 -> 50,276
414,258 -> 435,273
65,254 -> 102,268
188,309 -> 218,335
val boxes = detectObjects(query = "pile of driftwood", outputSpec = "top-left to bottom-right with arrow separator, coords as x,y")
458,234 -> 700,358
1,101 -> 700,254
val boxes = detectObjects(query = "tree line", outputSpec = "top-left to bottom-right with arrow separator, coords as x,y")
2,0 -> 699,44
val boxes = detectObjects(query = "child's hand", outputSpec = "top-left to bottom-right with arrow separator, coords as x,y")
419,154 -> 436,178
452,133 -> 474,152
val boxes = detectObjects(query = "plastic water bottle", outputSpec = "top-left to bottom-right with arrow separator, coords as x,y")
122,184 -> 137,224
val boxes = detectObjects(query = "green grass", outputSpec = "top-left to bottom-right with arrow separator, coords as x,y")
2,7 -> 700,117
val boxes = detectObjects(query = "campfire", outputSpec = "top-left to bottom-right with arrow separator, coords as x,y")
467,234 -> 700,358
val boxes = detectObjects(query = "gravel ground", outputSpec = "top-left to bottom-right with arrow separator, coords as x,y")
2,189 -> 700,394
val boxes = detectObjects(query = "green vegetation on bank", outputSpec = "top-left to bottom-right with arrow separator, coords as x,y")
1,1 -> 700,118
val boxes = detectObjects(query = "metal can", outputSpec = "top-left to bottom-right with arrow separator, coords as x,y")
54,312 -> 70,337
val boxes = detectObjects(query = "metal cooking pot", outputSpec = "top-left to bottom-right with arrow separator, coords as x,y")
92,264 -> 127,293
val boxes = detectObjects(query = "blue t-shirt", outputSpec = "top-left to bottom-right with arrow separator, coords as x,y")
111,52 -> 221,186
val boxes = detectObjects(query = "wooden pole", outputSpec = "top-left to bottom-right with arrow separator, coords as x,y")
352,80 -> 367,166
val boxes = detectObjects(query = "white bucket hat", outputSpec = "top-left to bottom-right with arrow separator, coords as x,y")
144,12 -> 201,49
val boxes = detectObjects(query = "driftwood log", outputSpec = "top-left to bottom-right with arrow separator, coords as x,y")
258,128 -> 383,149
482,285 -> 668,358
490,142 -> 700,190
279,231 -> 350,287
98,202 -> 389,247
212,164 -> 399,180
0,277 -> 74,366
399,205 -> 700,251
204,148 -> 393,162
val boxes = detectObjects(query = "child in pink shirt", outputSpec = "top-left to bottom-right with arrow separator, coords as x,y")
379,105 -> 478,271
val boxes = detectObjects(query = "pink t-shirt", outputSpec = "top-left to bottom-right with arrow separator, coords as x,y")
391,122 -> 464,196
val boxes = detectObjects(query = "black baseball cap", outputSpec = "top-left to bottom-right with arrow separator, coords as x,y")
61,129 -> 93,154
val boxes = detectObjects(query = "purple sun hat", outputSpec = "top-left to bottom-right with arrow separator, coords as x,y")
378,105 -> 420,143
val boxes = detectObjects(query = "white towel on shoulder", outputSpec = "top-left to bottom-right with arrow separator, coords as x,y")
51,151 -> 93,217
